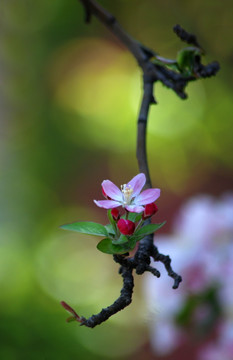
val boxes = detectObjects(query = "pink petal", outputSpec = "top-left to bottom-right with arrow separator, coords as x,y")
127,173 -> 146,197
94,200 -> 120,209
125,204 -> 145,213
135,188 -> 160,205
102,180 -> 122,201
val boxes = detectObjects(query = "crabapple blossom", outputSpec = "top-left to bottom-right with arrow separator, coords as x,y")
94,173 -> 160,213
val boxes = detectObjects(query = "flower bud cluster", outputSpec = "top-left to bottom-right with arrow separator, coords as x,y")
110,203 -> 158,236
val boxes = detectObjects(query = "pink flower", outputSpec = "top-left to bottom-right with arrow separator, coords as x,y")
94,173 -> 160,213
117,219 -> 135,235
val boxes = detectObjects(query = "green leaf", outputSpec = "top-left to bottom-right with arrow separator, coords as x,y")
128,238 -> 137,249
112,234 -> 128,245
60,221 -> 108,237
122,212 -> 142,222
97,238 -> 131,255
129,212 -> 142,222
133,222 -> 166,239
177,46 -> 202,75
105,224 -> 115,236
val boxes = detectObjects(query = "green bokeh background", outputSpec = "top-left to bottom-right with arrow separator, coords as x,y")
0,1 -> 232,359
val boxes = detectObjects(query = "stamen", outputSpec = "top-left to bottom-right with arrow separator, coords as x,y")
121,184 -> 133,205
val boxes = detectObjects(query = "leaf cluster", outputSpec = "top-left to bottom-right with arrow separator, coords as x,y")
61,210 -> 165,255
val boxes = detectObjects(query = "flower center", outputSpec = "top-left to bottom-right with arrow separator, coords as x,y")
121,184 -> 133,205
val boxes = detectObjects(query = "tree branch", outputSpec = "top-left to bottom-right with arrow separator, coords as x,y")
61,0 -> 220,327
79,0 -> 148,65
137,78 -> 155,188
80,268 -> 134,328
151,246 -> 182,289
79,1 -> 219,98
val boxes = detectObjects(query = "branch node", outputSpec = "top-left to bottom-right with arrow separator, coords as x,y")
135,264 -> 147,274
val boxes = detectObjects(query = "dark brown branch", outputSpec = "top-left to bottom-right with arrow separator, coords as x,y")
78,0 -> 219,99
137,78 -> 155,188
61,0 -> 220,328
79,0 -> 147,65
80,267 -> 134,328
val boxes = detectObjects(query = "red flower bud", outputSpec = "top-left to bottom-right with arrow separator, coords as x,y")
142,203 -> 158,219
117,219 -> 135,235
111,208 -> 120,221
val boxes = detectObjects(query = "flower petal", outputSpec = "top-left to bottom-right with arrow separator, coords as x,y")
135,188 -> 160,205
127,173 -> 146,197
102,180 -> 122,201
94,200 -> 120,209
125,204 -> 145,213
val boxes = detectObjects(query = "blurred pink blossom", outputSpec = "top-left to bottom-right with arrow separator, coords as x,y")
144,193 -> 233,358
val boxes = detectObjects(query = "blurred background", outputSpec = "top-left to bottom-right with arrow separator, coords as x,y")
0,0 -> 232,359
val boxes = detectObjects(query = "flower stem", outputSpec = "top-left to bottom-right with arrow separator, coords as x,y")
135,218 -> 144,232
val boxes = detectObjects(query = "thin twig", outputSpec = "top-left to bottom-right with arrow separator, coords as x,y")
173,24 -> 202,48
151,246 -> 182,289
